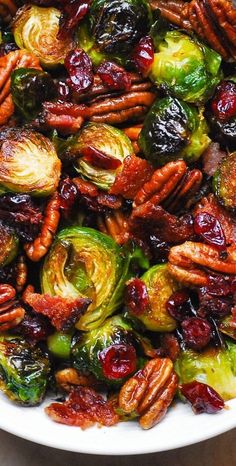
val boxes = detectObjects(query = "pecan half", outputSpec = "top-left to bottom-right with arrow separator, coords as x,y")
97,210 -> 130,245
168,241 -> 236,286
119,358 -> 178,430
0,283 -> 25,331
55,368 -> 99,392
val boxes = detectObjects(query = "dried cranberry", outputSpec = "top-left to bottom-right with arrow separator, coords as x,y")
15,312 -> 54,343
81,146 -> 122,170
64,49 -> 94,94
211,80 -> 236,121
148,235 -> 170,263
58,0 -> 91,40
0,43 -> 18,57
57,80 -> 71,101
181,317 -> 212,350
167,290 -> 193,322
133,36 -> 154,75
125,278 -> 149,315
194,212 -> 226,251
180,381 -> 224,414
198,292 -> 231,319
99,344 -> 137,380
59,177 -> 78,214
97,61 -> 131,91
206,273 -> 235,296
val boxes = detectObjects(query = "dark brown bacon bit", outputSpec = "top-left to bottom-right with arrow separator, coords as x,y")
110,154 -> 154,200
45,387 -> 119,429
23,285 -> 91,331
80,145 -> 122,170
73,177 -> 122,212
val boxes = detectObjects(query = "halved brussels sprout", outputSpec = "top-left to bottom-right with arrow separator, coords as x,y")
139,96 -> 210,166
213,152 -> 236,209
47,331 -> 73,359
175,340 -> 236,401
0,335 -> 50,406
71,123 -> 133,190
0,128 -> 61,196
0,222 -> 19,267
149,30 -> 222,103
126,264 -> 178,332
41,227 -> 130,331
11,68 -> 57,120
72,315 -> 146,386
12,5 -> 74,68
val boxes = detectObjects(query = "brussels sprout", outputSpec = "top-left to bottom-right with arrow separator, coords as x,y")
0,128 -> 61,196
175,340 -> 236,401
71,123 -> 133,190
126,264 -> 178,332
0,335 -> 50,406
149,31 -> 222,103
139,96 -> 210,166
12,5 -> 74,68
41,227 -> 131,331
0,222 -> 18,267
72,315 -> 146,386
220,316 -> 236,341
47,331 -> 72,359
213,152 -> 236,209
11,68 -> 57,120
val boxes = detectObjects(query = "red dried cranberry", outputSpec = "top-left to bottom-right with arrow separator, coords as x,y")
180,381 -> 224,414
57,80 -> 71,101
211,80 -> 236,121
167,290 -> 192,322
181,317 -> 212,350
64,49 -> 94,94
81,146 -> 122,170
97,61 -> 131,91
15,313 -> 53,343
125,278 -> 149,315
59,178 -> 78,214
206,273 -> 235,296
198,292 -> 231,319
58,0 -> 91,40
99,344 -> 137,380
133,36 -> 154,75
194,212 -> 226,251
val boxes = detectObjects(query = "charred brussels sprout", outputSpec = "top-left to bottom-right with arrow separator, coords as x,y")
89,0 -> 152,56
12,5 -> 74,68
213,152 -> 236,209
175,340 -> 236,401
0,128 -> 61,196
72,315 -> 145,386
41,227 -> 130,331
126,265 -> 178,332
0,222 -> 19,267
0,336 -> 50,405
71,123 -> 133,190
149,31 -> 221,104
139,96 -> 210,166
11,68 -> 57,120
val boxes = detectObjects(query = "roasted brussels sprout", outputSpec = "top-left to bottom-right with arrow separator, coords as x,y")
139,96 -> 210,166
72,315 -> 146,386
11,68 -> 57,120
12,5 -> 74,68
149,31 -> 222,103
0,335 -> 50,405
71,123 -> 133,190
175,340 -> 236,401
0,128 -> 61,196
126,265 -> 178,332
213,152 -> 236,209
220,315 -> 236,341
47,331 -> 72,359
41,227 -> 130,331
0,222 -> 19,267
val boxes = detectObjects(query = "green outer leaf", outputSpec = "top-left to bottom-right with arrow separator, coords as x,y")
41,227 -> 130,331
212,152 -> 236,209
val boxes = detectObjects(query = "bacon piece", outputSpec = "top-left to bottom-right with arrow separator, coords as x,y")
73,177 -> 122,211
45,387 -> 119,429
110,154 -> 154,200
23,285 -> 91,331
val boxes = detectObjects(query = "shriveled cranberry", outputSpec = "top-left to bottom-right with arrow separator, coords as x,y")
167,290 -> 193,322
180,381 -> 224,414
125,278 -> 149,315
99,344 -> 137,380
58,0 -> 91,40
198,292 -> 231,319
194,212 -> 226,251
133,36 -> 154,75
97,61 -> 131,91
15,312 -> 54,343
57,80 -> 71,101
64,49 -> 94,94
211,80 -> 236,121
181,317 -> 212,350
59,177 -> 78,214
148,235 -> 170,263
206,273 -> 235,296
81,146 -> 122,170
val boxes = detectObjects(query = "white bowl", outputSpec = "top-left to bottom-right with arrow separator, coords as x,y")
0,393 -> 235,455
